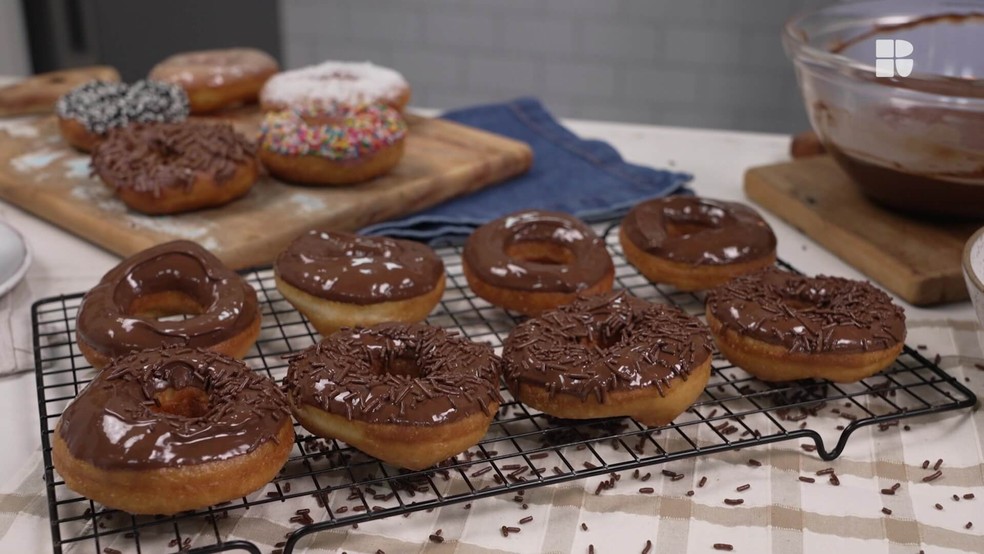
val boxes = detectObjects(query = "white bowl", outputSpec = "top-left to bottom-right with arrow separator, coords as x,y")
963,226 -> 984,340
0,221 -> 30,298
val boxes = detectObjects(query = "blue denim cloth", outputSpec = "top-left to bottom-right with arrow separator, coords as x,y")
361,97 -> 692,244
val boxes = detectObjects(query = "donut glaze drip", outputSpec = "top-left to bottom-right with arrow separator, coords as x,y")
76,240 -> 259,359
502,291 -> 713,402
463,210 -> 613,293
55,80 -> 189,134
706,268 -> 906,354
90,121 -> 257,196
57,346 -> 290,470
285,323 -> 501,426
275,230 -> 444,305
621,197 -> 776,265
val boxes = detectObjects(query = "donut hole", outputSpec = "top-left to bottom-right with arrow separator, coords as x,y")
127,291 -> 205,321
505,241 -> 576,266
377,354 -> 424,378
664,220 -> 717,238
153,387 -> 210,418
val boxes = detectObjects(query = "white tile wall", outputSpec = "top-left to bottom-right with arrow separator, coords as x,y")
279,0 -> 830,133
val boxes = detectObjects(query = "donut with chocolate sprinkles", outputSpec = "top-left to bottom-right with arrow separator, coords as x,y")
90,121 -> 259,214
705,267 -> 905,383
284,322 -> 501,470
52,346 -> 294,515
502,290 -> 713,426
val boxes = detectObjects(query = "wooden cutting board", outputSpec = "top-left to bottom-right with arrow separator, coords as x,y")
744,155 -> 980,306
0,111 -> 532,269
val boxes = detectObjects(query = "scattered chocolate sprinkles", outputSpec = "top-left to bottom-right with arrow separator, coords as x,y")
642,539 -> 652,554
520,516 -> 533,524
933,459 -> 943,471
724,498 -> 744,505
429,534 -> 444,543
881,507 -> 892,515
747,459 -> 762,467
935,503 -> 943,510
582,522 -> 589,531
699,476 -> 709,486
922,471 -> 943,482
639,487 -> 655,494
798,476 -> 815,484
713,544 -> 734,551
964,493 -> 975,500
966,522 -> 973,529
737,484 -> 750,492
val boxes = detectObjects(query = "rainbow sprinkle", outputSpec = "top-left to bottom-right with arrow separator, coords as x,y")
259,103 -> 407,161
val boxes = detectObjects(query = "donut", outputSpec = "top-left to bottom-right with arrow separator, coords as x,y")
260,60 -> 410,112
0,66 -> 119,117
258,103 -> 407,185
274,229 -> 444,336
705,267 -> 906,383
149,48 -> 279,114
284,322 -> 501,470
90,121 -> 259,214
619,197 -> 777,291
502,291 -> 713,427
55,80 -> 189,152
52,346 -> 293,515
76,240 -> 261,369
462,210 -> 615,316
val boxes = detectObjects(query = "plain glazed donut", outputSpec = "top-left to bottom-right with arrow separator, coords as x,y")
619,197 -> 777,291
705,268 -> 906,383
55,80 -> 189,152
149,48 -> 279,114
502,291 -> 713,427
259,60 -> 410,112
274,229 -> 445,336
76,240 -> 261,369
462,210 -> 615,316
259,104 -> 407,185
52,346 -> 294,515
0,65 -> 120,117
90,121 -> 259,214
284,322 -> 501,470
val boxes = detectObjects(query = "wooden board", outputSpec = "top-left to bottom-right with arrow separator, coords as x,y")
744,155 -> 980,306
0,112 -> 532,269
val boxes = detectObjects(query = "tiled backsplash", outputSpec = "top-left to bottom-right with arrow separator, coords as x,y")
280,0 -> 829,133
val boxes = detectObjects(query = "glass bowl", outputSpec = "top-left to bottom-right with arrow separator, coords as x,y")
783,0 -> 984,218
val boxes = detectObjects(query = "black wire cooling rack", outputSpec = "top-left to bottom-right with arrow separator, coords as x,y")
33,225 -> 977,554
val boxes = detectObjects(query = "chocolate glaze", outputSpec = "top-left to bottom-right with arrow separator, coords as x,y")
706,268 -> 906,354
621,197 -> 777,265
90,121 -> 257,197
463,210 -> 613,292
57,346 -> 290,470
76,240 -> 259,359
284,322 -> 501,426
502,291 -> 713,402
275,230 -> 444,305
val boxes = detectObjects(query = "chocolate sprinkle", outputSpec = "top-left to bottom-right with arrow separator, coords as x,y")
724,498 -> 744,505
922,471 -> 943,482
713,545 -> 734,552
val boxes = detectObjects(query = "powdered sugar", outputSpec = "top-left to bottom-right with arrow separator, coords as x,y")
260,61 -> 408,108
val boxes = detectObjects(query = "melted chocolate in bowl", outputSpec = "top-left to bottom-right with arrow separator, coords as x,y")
787,2 -> 984,217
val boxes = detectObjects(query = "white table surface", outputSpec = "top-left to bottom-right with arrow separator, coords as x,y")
0,102 -> 980,553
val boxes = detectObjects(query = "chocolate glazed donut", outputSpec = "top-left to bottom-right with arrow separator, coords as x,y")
619,197 -> 777,291
462,210 -> 615,316
76,240 -> 261,368
52,346 -> 294,514
274,229 -> 445,335
705,267 -> 906,383
502,291 -> 713,426
285,322 -> 501,470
